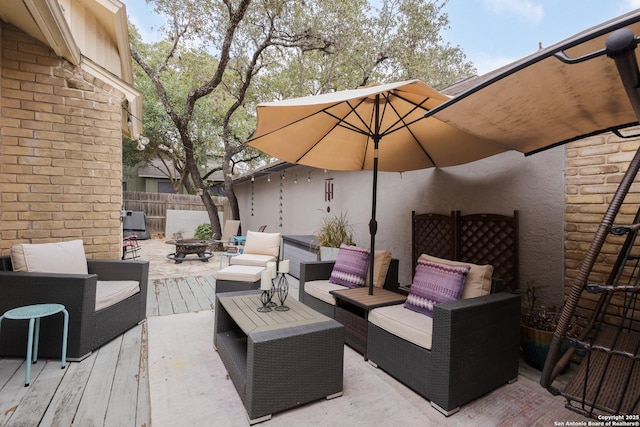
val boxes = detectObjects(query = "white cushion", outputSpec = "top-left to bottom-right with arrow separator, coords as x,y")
96,280 -> 140,311
216,265 -> 265,282
418,254 -> 493,299
368,304 -> 434,350
10,240 -> 88,274
304,280 -> 348,306
230,253 -> 276,267
242,231 -> 281,257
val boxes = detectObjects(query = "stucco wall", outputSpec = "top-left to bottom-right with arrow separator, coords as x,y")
234,146 -> 566,304
0,23 -> 125,258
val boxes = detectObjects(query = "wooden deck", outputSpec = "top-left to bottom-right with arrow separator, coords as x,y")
0,275 -> 217,427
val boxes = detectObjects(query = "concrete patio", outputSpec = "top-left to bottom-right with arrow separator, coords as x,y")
0,239 -> 588,426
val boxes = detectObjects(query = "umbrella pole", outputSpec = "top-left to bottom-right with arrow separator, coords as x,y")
369,96 -> 381,296
369,141 -> 379,295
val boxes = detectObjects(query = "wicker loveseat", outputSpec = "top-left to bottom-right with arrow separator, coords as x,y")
366,254 -> 520,416
0,240 -> 149,361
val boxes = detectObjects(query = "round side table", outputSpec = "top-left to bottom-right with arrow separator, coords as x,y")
0,303 -> 69,386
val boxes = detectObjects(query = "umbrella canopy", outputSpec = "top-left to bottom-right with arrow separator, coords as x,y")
423,10 -> 640,395
247,79 -> 507,295
425,10 -> 640,155
247,79 -> 507,172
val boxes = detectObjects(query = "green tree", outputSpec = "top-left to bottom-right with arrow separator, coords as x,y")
128,0 -> 474,238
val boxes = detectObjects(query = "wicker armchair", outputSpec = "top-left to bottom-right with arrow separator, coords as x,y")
367,291 -> 520,416
299,258 -> 400,318
0,256 -> 149,361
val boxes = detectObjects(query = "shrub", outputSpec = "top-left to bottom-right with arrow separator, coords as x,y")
194,223 -> 212,240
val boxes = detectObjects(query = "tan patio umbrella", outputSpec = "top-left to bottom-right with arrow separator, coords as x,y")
246,79 -> 508,295
422,9 -> 640,404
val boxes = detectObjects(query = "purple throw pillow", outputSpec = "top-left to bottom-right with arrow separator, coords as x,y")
404,259 -> 469,317
329,244 -> 370,288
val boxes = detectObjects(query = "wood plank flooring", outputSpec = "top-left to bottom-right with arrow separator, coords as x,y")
0,275 -> 216,427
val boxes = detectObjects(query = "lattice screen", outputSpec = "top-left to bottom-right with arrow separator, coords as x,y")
412,211 -> 519,291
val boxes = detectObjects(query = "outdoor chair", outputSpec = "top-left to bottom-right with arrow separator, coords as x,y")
213,219 -> 241,251
299,248 -> 400,318
229,230 -> 281,267
0,240 -> 149,361
366,254 -> 520,416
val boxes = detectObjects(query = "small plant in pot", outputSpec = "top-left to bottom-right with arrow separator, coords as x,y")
315,212 -> 355,260
520,281 -> 582,370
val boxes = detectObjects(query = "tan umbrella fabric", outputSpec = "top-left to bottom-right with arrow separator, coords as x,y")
423,9 -> 640,398
247,79 -> 507,172
426,10 -> 640,155
247,79 -> 510,296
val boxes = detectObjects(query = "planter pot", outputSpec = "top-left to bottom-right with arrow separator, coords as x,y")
520,324 -> 554,370
320,246 -> 340,261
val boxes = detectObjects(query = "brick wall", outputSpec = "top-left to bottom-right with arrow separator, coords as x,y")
0,23 -> 125,259
565,131 -> 640,325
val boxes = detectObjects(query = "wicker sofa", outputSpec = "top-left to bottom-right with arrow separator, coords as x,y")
0,241 -> 149,361
366,255 -> 520,416
299,257 -> 400,318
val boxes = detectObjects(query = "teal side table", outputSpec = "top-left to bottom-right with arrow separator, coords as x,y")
0,303 -> 69,386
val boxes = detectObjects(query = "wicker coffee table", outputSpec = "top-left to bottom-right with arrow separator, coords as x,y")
214,290 -> 344,424
330,287 -> 406,359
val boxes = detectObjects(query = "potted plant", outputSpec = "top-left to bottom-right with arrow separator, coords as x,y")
315,212 -> 355,260
520,281 -> 582,370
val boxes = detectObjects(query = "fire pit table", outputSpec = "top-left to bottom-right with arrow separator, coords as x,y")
165,239 -> 214,263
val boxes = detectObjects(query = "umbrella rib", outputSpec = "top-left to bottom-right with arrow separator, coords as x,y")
293,99 -> 373,164
378,92 -> 438,165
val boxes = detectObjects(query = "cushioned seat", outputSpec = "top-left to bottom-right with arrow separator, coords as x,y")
229,253 -> 276,267
228,231 -> 281,268
0,239 -> 149,361
304,280 -> 348,306
299,248 -> 399,318
215,265 -> 265,293
368,304 -> 433,350
95,280 -> 140,311
366,254 -> 519,416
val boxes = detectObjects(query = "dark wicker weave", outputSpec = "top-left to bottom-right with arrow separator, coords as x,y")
335,306 -> 367,354
0,256 -> 149,361
215,278 -> 260,293
214,290 -> 344,422
367,292 -> 521,415
298,258 -> 400,318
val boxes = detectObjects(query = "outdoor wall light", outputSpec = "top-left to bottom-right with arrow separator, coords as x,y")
251,175 -> 255,182
294,174 -> 298,184
308,172 -> 311,182
268,175 -> 271,182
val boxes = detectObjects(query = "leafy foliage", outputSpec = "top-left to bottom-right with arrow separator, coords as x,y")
194,223 -> 213,240
127,0 -> 476,237
316,212 -> 355,248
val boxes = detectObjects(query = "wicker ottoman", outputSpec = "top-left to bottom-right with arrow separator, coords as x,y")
215,265 -> 264,293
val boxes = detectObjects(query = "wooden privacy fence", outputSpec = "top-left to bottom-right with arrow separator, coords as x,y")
123,191 -> 230,237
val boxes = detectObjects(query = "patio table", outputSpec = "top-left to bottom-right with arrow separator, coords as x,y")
214,290 -> 344,424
